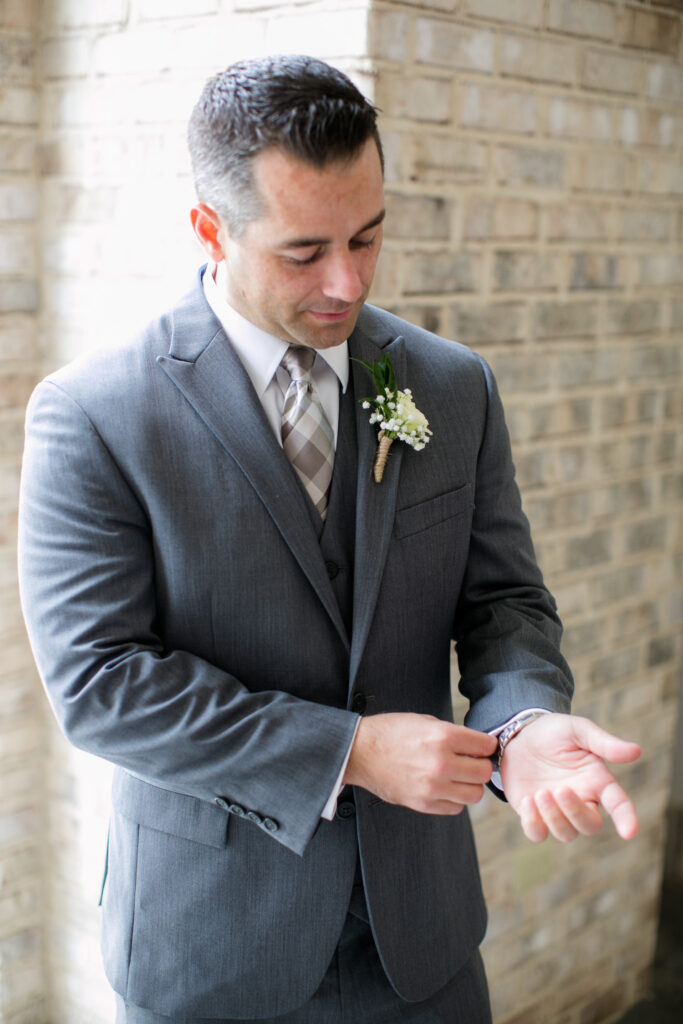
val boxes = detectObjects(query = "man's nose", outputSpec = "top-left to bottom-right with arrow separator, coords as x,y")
321,252 -> 364,303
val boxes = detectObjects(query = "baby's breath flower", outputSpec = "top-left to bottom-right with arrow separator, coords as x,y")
353,354 -> 433,482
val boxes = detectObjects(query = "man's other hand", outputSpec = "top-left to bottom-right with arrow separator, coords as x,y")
500,713 -> 641,843
343,713 -> 497,815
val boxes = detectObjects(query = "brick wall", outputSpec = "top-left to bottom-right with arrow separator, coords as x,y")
368,3 -> 683,1023
6,0 -> 682,1021
0,0 -> 45,1021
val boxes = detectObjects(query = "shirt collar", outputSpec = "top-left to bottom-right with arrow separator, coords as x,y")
202,263 -> 349,397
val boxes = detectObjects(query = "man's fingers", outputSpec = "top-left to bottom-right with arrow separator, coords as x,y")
600,779 -> 639,840
518,789 -> 603,843
535,790 -> 580,843
451,754 -> 494,785
449,725 -> 497,758
555,788 -> 603,837
571,718 -> 642,765
519,796 -> 548,843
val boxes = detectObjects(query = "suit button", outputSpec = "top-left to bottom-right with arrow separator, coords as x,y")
325,560 -> 340,580
263,817 -> 279,832
247,811 -> 263,825
351,694 -> 367,715
337,801 -> 356,820
228,803 -> 246,817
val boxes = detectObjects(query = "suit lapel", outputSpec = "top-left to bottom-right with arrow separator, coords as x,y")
348,316 -> 407,688
157,278 -> 349,650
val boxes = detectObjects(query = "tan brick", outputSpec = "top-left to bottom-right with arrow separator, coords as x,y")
629,343 -> 680,381
0,373 -> 36,410
619,8 -> 681,57
574,151 -> 637,194
464,0 -> 544,28
403,250 -> 480,295
545,202 -> 611,242
0,183 -> 37,221
638,253 -> 683,289
368,9 -> 410,63
0,316 -> 36,362
461,83 -> 538,135
380,0 -> 454,10
581,47 -> 644,96
546,0 -> 617,42
414,134 -> 488,185
638,157 -> 683,196
557,444 -> 589,484
646,63 -> 683,105
375,72 -> 452,124
415,18 -> 495,73
384,193 -> 451,241
495,145 -> 565,189
500,33 -> 576,86
620,108 -> 676,148
605,299 -> 662,335
570,252 -> 624,291
490,352 -> 552,392
530,397 -> 593,438
42,35 -> 92,79
621,516 -> 668,555
619,207 -> 672,242
493,250 -> 562,292
44,0 -> 128,29
534,301 -> 598,339
0,132 -> 36,173
0,226 -> 36,275
558,347 -> 619,388
0,35 -> 35,80
547,96 -> 613,143
0,86 -> 38,126
0,0 -> 37,31
464,198 -> 539,241
450,302 -> 527,345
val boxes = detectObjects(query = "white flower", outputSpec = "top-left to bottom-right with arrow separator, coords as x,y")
395,391 -> 430,436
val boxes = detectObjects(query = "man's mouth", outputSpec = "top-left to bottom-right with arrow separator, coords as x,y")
308,308 -> 353,323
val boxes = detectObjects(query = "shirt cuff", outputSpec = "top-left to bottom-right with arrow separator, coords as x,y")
489,708 -> 550,793
321,718 -> 361,821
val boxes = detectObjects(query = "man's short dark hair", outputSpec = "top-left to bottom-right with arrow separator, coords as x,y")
187,54 -> 383,235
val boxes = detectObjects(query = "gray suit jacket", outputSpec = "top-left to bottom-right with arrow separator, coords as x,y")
18,273 -> 572,1018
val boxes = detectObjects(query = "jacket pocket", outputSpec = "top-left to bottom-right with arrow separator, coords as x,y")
394,483 -> 473,540
112,770 -> 229,849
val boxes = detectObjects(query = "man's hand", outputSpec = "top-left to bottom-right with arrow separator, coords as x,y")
500,713 -> 641,843
343,713 -> 497,814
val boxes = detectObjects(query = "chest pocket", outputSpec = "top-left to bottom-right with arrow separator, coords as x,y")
394,483 -> 473,540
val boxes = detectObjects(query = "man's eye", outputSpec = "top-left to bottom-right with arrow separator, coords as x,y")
284,249 -> 322,266
351,235 -> 376,250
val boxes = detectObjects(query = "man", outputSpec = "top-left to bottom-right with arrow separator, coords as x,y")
18,56 -> 640,1023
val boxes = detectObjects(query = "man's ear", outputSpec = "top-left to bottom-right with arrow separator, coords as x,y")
190,203 -> 226,261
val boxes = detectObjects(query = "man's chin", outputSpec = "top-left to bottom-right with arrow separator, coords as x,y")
296,308 -> 362,349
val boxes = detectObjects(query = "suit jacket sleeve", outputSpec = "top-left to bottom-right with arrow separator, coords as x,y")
18,380 -> 358,857
454,357 -> 573,735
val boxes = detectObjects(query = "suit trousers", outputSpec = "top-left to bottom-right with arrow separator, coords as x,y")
114,870 -> 492,1024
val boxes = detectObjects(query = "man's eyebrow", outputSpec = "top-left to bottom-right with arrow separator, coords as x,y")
279,209 -> 386,249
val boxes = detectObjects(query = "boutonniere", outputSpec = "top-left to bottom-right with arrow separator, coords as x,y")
355,355 -> 432,483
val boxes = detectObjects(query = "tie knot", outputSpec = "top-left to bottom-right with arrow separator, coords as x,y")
281,345 -> 316,382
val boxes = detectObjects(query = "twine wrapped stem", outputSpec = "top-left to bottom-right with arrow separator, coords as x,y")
373,431 -> 394,483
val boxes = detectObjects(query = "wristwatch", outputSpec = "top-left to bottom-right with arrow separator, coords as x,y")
494,710 -> 547,771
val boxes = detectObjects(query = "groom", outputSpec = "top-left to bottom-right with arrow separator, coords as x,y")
18,55 -> 640,1023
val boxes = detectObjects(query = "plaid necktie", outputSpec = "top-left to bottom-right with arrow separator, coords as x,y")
280,346 -> 335,520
